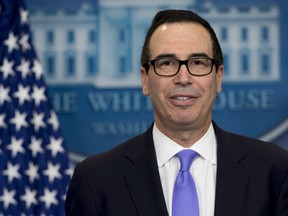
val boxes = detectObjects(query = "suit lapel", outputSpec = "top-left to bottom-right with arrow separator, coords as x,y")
123,126 -> 169,216
214,124 -> 250,216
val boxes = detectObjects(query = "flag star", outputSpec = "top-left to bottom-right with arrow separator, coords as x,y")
4,32 -> 19,53
39,188 -> 58,209
25,162 -> 40,183
20,8 -> 29,24
32,59 -> 43,79
0,188 -> 17,209
0,139 -> 2,154
9,110 -> 28,131
28,136 -> 44,157
43,162 -> 62,183
19,34 -> 31,52
31,111 -> 46,132
0,85 -> 11,105
0,58 -> 15,79
46,136 -> 64,157
20,187 -> 38,208
48,111 -> 59,131
31,85 -> 47,106
13,84 -> 31,105
2,162 -> 21,183
0,113 -> 7,129
16,58 -> 30,79
65,163 -> 74,179
6,136 -> 25,157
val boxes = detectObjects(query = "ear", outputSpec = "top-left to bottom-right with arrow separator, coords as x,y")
216,65 -> 224,93
141,67 -> 149,96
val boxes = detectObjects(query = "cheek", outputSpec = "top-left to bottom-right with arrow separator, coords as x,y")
148,79 -> 160,98
210,84 -> 220,107
202,78 -> 218,102
147,77 -> 169,105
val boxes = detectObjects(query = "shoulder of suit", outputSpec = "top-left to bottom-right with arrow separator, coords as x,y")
214,122 -> 288,164
79,126 -> 153,167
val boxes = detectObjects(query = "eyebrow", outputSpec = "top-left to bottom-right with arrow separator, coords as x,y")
188,53 -> 210,58
154,52 -> 210,60
154,53 -> 176,59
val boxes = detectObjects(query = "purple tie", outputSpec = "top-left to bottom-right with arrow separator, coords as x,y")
172,149 -> 199,216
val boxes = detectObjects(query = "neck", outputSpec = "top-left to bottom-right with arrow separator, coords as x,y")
155,121 -> 211,148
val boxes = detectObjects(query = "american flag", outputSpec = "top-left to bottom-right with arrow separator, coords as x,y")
0,0 -> 72,215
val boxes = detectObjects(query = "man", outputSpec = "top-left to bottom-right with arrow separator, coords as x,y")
66,10 -> 288,216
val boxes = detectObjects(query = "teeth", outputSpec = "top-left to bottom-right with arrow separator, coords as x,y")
175,97 -> 190,101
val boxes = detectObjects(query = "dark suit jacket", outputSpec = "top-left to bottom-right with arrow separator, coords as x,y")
65,123 -> 288,216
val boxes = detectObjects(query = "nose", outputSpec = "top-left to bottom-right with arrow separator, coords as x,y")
174,64 -> 192,85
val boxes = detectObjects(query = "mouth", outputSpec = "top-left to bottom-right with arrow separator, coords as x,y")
173,96 -> 192,101
169,95 -> 198,106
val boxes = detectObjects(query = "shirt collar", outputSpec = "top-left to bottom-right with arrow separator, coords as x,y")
153,123 -> 217,168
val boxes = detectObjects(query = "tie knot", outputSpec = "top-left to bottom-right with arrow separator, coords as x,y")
177,149 -> 198,172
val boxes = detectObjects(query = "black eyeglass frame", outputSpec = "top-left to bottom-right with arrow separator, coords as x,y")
144,57 -> 219,77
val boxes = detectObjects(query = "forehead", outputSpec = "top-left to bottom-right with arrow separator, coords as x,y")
150,22 -> 213,58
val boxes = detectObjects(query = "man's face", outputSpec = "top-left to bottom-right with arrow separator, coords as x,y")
141,22 -> 224,133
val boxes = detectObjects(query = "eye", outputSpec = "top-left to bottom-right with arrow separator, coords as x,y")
162,60 -> 172,66
156,59 -> 177,67
189,58 -> 209,67
193,60 -> 204,65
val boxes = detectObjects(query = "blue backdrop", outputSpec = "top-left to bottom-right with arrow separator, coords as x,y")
26,0 -> 288,162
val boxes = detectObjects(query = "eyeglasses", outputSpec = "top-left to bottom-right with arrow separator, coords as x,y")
145,57 -> 219,77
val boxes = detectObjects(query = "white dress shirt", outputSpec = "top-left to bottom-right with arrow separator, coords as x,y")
153,123 -> 217,216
